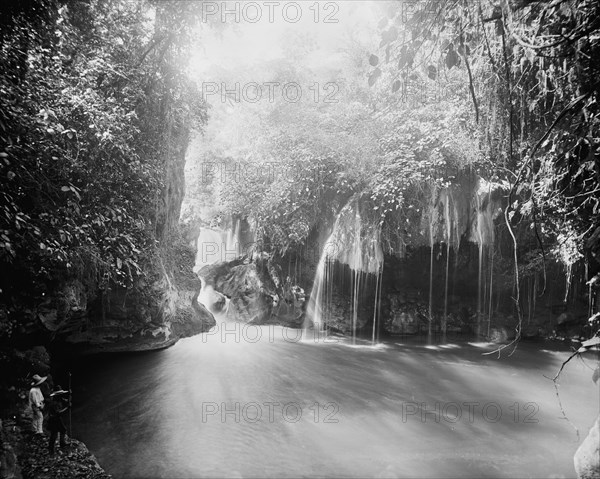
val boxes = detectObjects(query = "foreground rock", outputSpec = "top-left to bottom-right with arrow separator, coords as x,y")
1,416 -> 110,479
574,414 -> 600,479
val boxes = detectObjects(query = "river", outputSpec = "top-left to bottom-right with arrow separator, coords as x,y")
68,323 -> 599,478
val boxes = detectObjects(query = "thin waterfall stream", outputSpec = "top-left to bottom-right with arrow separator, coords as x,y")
304,201 -> 384,342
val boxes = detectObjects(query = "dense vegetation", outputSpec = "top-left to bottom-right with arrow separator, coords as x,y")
366,0 -> 600,337
183,0 -> 600,331
1,0 -> 599,340
0,0 -> 207,338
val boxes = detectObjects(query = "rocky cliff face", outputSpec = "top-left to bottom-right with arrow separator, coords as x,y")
35,224 -> 215,353
43,265 -> 213,353
15,119 -> 215,353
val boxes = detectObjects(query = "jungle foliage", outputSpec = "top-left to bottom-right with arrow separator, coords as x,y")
193,0 -> 600,284
0,0 -> 207,336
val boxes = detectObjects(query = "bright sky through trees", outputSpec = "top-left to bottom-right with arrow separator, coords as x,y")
187,1 -> 378,85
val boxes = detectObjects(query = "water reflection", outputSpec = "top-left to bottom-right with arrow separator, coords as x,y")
69,324 -> 598,478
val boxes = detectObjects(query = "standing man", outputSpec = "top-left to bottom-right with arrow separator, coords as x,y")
28,374 -> 46,435
47,384 -> 70,454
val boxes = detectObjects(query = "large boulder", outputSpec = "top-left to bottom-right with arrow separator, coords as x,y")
574,415 -> 600,479
200,257 -> 276,323
199,255 -> 305,326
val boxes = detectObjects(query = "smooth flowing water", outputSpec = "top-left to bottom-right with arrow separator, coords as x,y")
304,201 -> 383,338
68,324 -> 599,479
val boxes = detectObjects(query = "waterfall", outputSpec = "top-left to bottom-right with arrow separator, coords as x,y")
476,208 -> 484,338
351,202 -> 362,344
304,233 -> 336,332
426,187 -> 455,339
307,178 -> 505,342
372,249 -> 383,344
488,240 -> 495,335
305,201 -> 384,342
470,178 -> 497,338
197,278 -> 230,319
427,186 -> 438,338
443,193 -> 451,339
564,263 -> 573,303
193,217 -> 246,274
428,214 -> 434,338
193,227 -> 228,274
225,217 -> 242,260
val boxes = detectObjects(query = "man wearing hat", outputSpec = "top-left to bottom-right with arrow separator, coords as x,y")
28,374 -> 47,435
47,385 -> 70,454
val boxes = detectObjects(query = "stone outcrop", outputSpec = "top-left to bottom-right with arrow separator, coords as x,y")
574,415 -> 600,479
24,231 -> 215,354
1,415 -> 111,479
77,239 -> 212,352
199,258 -> 273,323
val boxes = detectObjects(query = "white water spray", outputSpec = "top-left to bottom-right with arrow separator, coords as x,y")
305,202 -> 383,342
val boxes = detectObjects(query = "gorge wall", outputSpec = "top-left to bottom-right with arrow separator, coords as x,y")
29,125 -> 215,354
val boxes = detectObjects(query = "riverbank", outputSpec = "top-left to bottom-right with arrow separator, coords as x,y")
0,327 -> 207,479
1,412 -> 111,479
0,344 -> 112,479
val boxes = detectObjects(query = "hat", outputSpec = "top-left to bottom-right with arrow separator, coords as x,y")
30,374 -> 47,387
50,385 -> 69,397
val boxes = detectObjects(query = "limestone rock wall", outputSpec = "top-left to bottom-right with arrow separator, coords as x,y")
15,118 -> 214,353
